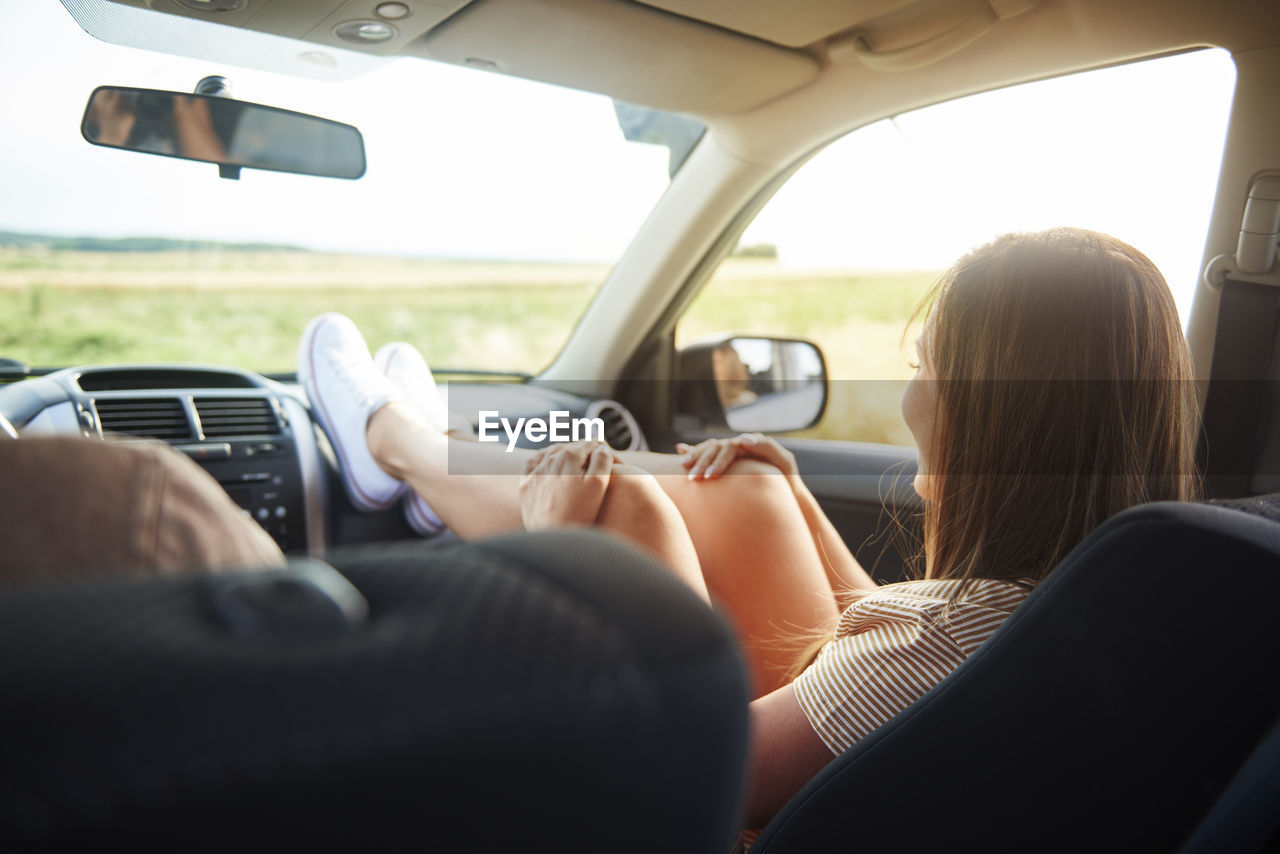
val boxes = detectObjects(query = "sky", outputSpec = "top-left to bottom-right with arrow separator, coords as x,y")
0,2 -> 1237,322
739,49 -> 1237,324
0,1 -> 672,261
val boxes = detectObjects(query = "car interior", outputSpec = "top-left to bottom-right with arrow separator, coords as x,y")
2,0 -> 1280,849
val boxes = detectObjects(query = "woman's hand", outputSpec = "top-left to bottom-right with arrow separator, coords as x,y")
676,433 -> 799,481
518,441 -> 619,530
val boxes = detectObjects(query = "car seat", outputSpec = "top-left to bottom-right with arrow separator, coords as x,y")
752,496 -> 1280,853
0,529 -> 749,852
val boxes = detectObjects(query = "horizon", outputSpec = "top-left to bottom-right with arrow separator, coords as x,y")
0,3 -> 1239,325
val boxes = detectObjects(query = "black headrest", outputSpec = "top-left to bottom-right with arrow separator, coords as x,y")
754,499 -> 1280,853
1208,491 -> 1280,524
0,530 -> 749,851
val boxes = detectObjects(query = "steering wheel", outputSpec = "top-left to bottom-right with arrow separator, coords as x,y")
0,370 -> 79,439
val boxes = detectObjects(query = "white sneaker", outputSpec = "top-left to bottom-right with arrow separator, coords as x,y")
373,341 -> 449,536
373,342 -> 476,438
373,342 -> 449,432
298,313 -> 406,513
403,490 -> 446,537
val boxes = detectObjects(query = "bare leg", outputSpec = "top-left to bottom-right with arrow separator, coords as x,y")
367,402 -> 528,538
367,403 -> 842,693
593,464 -> 709,602
612,451 -> 878,601
551,458 -> 836,695
628,457 -> 843,693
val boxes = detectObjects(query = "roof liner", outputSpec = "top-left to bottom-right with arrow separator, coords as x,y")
90,0 -> 821,115
415,0 -> 1280,124
635,0 -> 927,48
714,0 -> 1280,165
81,0 -> 1280,123
407,0 -> 821,114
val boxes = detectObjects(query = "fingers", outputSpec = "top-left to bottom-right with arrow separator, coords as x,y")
546,442 -> 591,477
584,442 -> 613,478
518,441 -> 618,531
521,445 -> 559,484
677,433 -> 798,480
738,432 -> 798,477
682,437 -> 741,480
702,440 -> 740,479
678,439 -> 710,469
523,447 -> 547,477
739,433 -> 779,468
682,440 -> 718,480
679,441 -> 703,472
523,441 -> 612,479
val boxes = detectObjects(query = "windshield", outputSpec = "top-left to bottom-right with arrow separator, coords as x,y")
0,2 -> 692,376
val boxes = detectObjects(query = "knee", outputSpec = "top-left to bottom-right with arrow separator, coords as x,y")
597,464 -> 687,528
602,464 -> 668,511
667,457 -> 796,529
725,458 -> 787,479
719,458 -> 795,506
595,465 -> 693,552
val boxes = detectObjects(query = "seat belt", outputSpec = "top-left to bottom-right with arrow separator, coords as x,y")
1200,175 -> 1280,497
1200,279 -> 1280,498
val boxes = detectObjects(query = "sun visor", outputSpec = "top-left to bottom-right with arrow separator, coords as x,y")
638,0 -> 1045,69
636,0 -> 923,48
406,0 -> 821,115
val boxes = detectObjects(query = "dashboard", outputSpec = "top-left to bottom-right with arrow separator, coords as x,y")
0,365 -> 647,554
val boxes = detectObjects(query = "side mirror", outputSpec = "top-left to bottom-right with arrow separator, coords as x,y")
82,86 -> 366,180
676,336 -> 828,434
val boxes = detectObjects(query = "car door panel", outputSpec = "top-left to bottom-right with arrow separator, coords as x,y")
785,438 -> 921,585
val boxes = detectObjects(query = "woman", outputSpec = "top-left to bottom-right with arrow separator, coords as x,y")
299,227 -> 1200,827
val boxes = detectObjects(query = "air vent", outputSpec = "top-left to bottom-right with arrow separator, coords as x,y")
195,397 -> 281,438
78,368 -> 257,391
95,397 -> 192,440
585,400 -> 644,452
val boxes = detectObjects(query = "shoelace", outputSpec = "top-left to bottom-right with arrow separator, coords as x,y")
325,349 -> 393,414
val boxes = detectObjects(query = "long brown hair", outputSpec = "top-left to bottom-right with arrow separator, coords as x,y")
916,228 -> 1201,586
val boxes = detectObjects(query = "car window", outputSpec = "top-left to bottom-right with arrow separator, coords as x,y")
0,2 -> 693,376
678,49 -> 1236,444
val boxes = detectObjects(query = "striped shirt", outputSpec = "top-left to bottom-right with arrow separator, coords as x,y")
794,577 -> 1033,755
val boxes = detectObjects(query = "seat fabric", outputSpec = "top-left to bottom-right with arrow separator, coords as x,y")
753,499 -> 1280,854
0,529 -> 749,852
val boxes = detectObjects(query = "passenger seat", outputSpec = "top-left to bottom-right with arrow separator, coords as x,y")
753,496 -> 1280,853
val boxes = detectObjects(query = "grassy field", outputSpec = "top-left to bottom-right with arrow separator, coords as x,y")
0,249 -> 936,445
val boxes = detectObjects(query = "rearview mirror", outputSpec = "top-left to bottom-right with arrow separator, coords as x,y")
676,336 -> 828,433
81,86 -> 366,180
